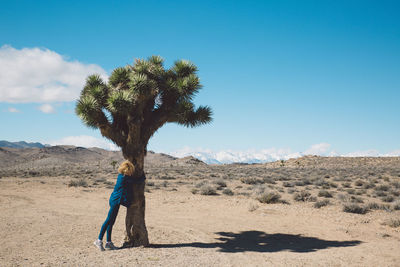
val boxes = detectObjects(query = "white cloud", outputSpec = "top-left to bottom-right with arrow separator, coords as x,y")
49,135 -> 120,151
7,107 -> 20,113
304,143 -> 331,156
0,45 -> 108,103
38,104 -> 55,114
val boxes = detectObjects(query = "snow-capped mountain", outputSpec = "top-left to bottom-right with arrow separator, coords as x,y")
169,144 -> 400,164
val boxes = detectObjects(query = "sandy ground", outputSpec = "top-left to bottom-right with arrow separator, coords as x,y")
0,176 -> 399,267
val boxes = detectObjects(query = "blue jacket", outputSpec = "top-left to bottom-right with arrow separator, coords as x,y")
109,174 -> 146,207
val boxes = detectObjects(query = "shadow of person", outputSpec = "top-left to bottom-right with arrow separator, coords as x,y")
149,230 -> 361,253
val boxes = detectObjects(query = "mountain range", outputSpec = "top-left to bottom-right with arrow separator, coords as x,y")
2,141 -> 400,165
0,140 -> 47,149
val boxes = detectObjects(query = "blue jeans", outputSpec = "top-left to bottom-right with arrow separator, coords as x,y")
98,204 -> 120,242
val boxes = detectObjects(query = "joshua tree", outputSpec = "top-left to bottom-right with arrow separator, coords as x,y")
110,160 -> 118,169
75,56 -> 212,247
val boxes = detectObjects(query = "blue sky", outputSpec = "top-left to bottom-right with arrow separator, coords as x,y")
0,0 -> 399,159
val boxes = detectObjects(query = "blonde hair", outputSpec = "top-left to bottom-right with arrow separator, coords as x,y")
118,160 -> 135,176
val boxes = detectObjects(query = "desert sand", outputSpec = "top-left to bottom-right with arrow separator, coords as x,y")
1,147 -> 400,266
1,173 -> 399,267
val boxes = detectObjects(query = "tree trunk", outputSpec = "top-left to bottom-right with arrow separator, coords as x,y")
122,148 -> 149,247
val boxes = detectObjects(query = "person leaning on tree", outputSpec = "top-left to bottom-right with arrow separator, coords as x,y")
93,160 -> 146,251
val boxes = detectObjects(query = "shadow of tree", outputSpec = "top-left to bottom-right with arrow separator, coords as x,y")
149,231 -> 361,253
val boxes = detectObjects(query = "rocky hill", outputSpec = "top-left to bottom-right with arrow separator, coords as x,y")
0,145 -> 205,177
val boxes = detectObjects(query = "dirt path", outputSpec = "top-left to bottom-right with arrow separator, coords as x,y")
0,177 -> 399,266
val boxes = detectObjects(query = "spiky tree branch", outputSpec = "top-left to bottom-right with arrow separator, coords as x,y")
76,56 -> 212,152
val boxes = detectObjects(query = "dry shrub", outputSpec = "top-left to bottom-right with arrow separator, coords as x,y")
318,190 -> 333,198
293,191 -> 316,202
199,185 -> 217,195
283,181 -> 294,187
363,182 -> 375,189
390,181 -> 400,189
354,180 -> 364,186
313,179 -> 326,187
367,202 -> 392,211
213,179 -> 227,188
256,191 -> 282,204
240,177 -> 262,185
287,188 -> 296,194
195,181 -> 206,188
314,199 -> 330,208
95,177 -> 107,183
350,195 -> 364,203
103,180 -> 114,186
222,188 -> 234,196
343,203 -> 369,214
342,182 -> 352,188
356,189 -> 367,195
146,181 -> 155,186
191,188 -> 198,194
68,180 -> 78,187
376,184 -> 390,191
390,190 -> 400,197
375,191 -> 387,197
263,177 -> 276,184
381,195 -> 395,203
248,203 -> 259,212
159,175 -> 176,180
252,184 -> 266,195
68,178 -> 88,187
346,189 -> 355,195
384,218 -> 400,228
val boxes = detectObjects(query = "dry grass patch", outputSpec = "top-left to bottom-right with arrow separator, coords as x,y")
381,196 -> 395,203
256,191 -> 282,204
248,203 -> 259,212
199,185 -> 217,195
314,199 -> 330,208
240,177 -> 263,185
366,202 -> 392,211
262,177 -> 276,184
213,179 -> 227,189
376,184 -> 390,191
343,203 -> 369,214
222,188 -> 234,195
383,218 -> 400,228
393,201 -> 400,210
293,191 -> 316,202
68,178 -> 88,187
318,190 -> 333,198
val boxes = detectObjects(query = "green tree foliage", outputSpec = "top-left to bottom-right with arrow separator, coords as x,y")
76,56 -> 212,165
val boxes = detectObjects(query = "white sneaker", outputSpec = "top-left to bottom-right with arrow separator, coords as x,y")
105,241 -> 118,250
93,239 -> 105,251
